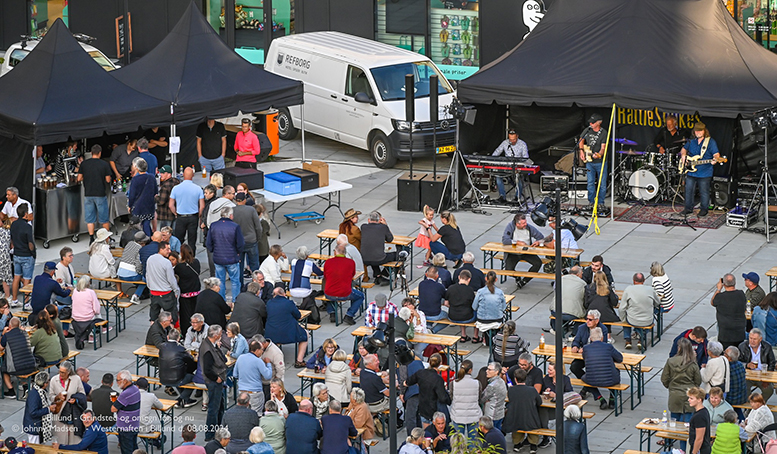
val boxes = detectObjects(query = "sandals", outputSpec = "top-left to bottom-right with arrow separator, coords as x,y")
471,336 -> 482,344
294,361 -> 306,368
459,336 -> 471,343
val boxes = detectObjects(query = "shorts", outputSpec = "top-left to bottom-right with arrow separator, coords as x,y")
84,196 -> 109,224
13,255 -> 35,280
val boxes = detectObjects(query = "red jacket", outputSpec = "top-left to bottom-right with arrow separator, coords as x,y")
323,255 -> 355,297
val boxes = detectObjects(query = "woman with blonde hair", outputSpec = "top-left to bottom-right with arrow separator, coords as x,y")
306,338 -> 339,372
428,210 -> 466,267
325,349 -> 352,405
584,270 -> 619,323
449,359 -> 482,439
399,427 -> 433,454
246,426 -> 274,454
269,378 -> 298,418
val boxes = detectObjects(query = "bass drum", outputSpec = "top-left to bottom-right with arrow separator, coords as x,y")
628,166 -> 666,201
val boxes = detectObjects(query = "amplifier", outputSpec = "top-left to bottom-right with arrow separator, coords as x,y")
712,177 -> 736,209
540,175 -> 569,193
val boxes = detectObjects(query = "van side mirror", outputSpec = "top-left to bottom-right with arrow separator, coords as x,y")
354,92 -> 375,105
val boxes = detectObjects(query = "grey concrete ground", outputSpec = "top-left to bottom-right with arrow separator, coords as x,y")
3,132 -> 776,454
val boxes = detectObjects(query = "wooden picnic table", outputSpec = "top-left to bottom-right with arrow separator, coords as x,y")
351,325 -> 461,369
133,345 -> 237,377
20,284 -> 123,340
532,344 -> 646,411
317,229 -> 416,280
767,266 -> 777,291
480,242 -> 584,270
635,417 -> 756,452
746,370 -> 777,383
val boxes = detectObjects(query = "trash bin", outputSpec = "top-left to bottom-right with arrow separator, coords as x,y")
254,109 -> 279,156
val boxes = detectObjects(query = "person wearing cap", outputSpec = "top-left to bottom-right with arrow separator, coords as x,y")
197,117 -> 228,173
578,113 -> 609,207
29,262 -> 71,325
88,228 -> 116,279
711,274 -> 747,350
234,118 -> 261,169
680,121 -> 721,217
137,138 -> 159,177
491,129 -> 529,203
155,165 -> 180,230
339,208 -> 362,250
744,272 -> 766,309
171,167 -> 205,254
233,192 -> 264,274
117,231 -> 149,305
78,144 -> 113,242
364,293 -> 398,328
127,157 -> 158,236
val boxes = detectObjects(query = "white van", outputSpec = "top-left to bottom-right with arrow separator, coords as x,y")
265,31 -> 456,168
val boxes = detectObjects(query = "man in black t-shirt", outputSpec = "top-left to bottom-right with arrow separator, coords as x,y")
445,270 -> 476,339
687,386 -> 711,454
197,118 -> 227,173
360,354 -> 390,413
711,274 -> 747,350
144,127 -> 169,165
577,113 -> 608,206
507,352 -> 543,391
78,145 -> 113,242
429,211 -> 466,266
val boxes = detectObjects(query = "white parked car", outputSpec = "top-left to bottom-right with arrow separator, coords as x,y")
0,34 -> 118,77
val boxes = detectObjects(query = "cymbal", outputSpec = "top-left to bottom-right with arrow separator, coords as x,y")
616,150 -> 645,155
673,137 -> 689,144
614,138 -> 638,146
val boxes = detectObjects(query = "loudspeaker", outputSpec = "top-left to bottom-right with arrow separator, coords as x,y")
420,174 -> 450,211
397,172 -> 424,211
712,177 -> 736,209
405,74 -> 415,122
430,74 -> 439,124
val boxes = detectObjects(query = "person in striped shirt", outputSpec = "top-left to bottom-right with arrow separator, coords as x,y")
650,261 -> 675,312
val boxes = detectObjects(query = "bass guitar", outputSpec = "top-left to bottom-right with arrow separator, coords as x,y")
679,155 -> 727,174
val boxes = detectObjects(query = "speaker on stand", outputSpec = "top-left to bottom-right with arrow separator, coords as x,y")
398,74 -> 424,212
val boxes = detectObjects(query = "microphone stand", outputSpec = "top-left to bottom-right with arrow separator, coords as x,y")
567,134 -> 587,218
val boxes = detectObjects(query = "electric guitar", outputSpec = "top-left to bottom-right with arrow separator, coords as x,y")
581,145 -> 594,163
678,155 -> 728,174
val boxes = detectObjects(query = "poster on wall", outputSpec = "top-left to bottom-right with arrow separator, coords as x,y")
430,0 -> 480,80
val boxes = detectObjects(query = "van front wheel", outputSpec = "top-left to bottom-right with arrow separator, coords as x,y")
277,108 -> 298,140
371,132 -> 397,168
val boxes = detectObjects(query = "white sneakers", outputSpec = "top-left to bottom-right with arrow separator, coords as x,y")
130,294 -> 140,305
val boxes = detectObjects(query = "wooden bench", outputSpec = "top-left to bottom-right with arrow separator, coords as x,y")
6,351 -> 81,401
61,319 -> 110,350
75,272 -> 146,291
569,377 -> 629,416
481,268 -> 557,281
733,403 -> 777,412
550,315 -> 657,352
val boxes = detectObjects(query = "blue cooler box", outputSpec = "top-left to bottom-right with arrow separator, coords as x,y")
265,172 -> 301,195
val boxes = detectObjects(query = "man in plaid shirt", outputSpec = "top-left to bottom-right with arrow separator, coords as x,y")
724,345 -> 747,420
155,165 -> 180,229
365,293 -> 399,328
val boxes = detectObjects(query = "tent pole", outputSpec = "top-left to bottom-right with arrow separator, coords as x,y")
301,105 -> 306,162
31,145 -> 36,238
171,123 -> 177,174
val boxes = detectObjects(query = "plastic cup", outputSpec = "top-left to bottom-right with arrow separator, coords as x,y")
669,418 -> 677,428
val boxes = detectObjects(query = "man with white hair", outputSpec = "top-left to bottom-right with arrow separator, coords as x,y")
739,328 -> 776,401
452,251 -> 485,291
323,243 -> 364,325
570,309 -> 609,381
336,233 -> 364,273
258,244 -> 290,286
112,370 -> 141,454
360,354 -> 390,413
201,325 -> 228,441
620,272 -> 660,350
206,205 -> 245,302
232,191 -> 263,274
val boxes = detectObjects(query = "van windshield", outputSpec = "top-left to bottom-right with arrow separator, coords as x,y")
8,48 -> 115,71
370,61 -> 453,101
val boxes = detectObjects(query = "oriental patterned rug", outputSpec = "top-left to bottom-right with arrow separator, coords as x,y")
615,204 -> 727,229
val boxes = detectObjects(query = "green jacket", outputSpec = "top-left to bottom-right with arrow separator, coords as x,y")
661,356 -> 701,413
30,329 -> 63,363
711,422 -> 741,454
258,412 -> 286,454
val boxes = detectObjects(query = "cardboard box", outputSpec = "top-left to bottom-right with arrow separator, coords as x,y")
303,160 -> 329,187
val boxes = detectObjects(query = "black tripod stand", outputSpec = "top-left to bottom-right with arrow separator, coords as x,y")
662,208 -> 697,230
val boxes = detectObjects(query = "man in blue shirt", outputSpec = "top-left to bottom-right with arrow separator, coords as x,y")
29,262 -> 70,323
170,167 -> 205,253
418,267 -> 446,333
680,122 -> 721,217
286,399 -> 322,454
54,410 -> 109,454
401,353 -> 425,435
233,341 -> 273,413
137,138 -> 158,177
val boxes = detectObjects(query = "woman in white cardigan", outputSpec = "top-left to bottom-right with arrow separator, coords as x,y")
49,361 -> 86,445
701,341 -> 729,394
325,349 -> 353,405
87,228 -> 116,279
448,359 -> 482,440
744,392 -> 776,453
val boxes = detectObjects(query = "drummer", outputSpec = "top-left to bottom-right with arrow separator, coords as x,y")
653,115 -> 688,155
491,128 -> 530,204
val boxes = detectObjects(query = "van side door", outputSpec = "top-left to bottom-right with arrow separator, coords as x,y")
338,65 -> 376,149
298,54 -> 344,139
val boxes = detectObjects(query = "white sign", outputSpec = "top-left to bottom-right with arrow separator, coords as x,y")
169,136 -> 180,154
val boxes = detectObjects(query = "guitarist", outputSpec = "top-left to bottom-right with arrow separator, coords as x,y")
680,122 -> 720,217
578,114 -> 608,208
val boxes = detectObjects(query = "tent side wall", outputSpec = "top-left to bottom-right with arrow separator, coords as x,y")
0,136 -> 35,204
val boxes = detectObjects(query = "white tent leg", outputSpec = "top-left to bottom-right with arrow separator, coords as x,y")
301,105 -> 306,162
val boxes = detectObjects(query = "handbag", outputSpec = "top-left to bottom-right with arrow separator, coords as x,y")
59,305 -> 72,320
406,323 -> 415,340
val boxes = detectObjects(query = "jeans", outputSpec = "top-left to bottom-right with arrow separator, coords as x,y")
504,253 -> 542,281
453,422 -> 479,440
150,291 -> 178,324
684,175 -> 711,213
199,156 -> 226,172
240,242 -> 261,274
141,219 -> 153,237
215,262 -> 241,301
404,395 -> 420,436
549,311 -> 578,331
13,255 -> 35,280
84,196 -> 109,224
586,162 -> 608,204
205,380 -> 225,440
496,175 -> 523,200
324,289 -> 364,318
168,373 -> 195,403
157,220 -> 174,229
622,326 -> 646,343
117,430 -> 138,454
174,214 -> 199,254
670,412 -> 692,450
426,312 -> 447,333
429,242 -> 463,262
117,272 -> 146,297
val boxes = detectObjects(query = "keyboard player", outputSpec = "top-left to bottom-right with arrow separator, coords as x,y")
492,129 -> 529,203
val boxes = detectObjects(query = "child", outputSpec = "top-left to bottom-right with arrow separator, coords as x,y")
415,205 -> 436,265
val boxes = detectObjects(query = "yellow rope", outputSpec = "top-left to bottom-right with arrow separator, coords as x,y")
587,103 -> 617,235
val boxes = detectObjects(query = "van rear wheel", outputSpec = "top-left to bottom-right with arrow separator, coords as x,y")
277,108 -> 298,140
371,132 -> 397,168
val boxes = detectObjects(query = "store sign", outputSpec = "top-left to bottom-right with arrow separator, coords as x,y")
437,64 -> 479,80
616,107 -> 701,129
276,52 -> 311,75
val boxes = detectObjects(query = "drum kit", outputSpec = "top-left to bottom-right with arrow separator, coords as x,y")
613,137 -> 687,203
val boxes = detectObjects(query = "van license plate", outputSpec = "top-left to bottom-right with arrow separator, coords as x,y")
436,145 -> 456,154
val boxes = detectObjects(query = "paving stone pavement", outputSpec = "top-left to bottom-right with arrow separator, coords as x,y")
3,133 -> 775,454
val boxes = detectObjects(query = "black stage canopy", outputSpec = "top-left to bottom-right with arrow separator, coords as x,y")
112,1 -> 304,126
457,0 -> 777,119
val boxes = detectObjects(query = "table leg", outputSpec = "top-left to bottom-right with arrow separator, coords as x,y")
535,354 -> 548,373
771,276 -> 776,292
408,244 -> 414,281
270,202 -> 281,239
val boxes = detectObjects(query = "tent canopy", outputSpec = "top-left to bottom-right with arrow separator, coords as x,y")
112,1 -> 303,125
457,0 -> 777,118
0,19 -> 171,145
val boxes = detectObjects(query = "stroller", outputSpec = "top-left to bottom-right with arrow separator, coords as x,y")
755,422 -> 777,454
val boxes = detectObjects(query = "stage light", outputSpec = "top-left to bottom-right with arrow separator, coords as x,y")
531,197 -> 553,227
753,113 -> 769,130
769,109 -> 777,126
561,218 -> 587,241
368,323 -> 387,350
394,339 -> 415,366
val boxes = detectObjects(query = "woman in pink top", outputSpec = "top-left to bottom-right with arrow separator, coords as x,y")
234,118 -> 261,169
71,275 -> 103,349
